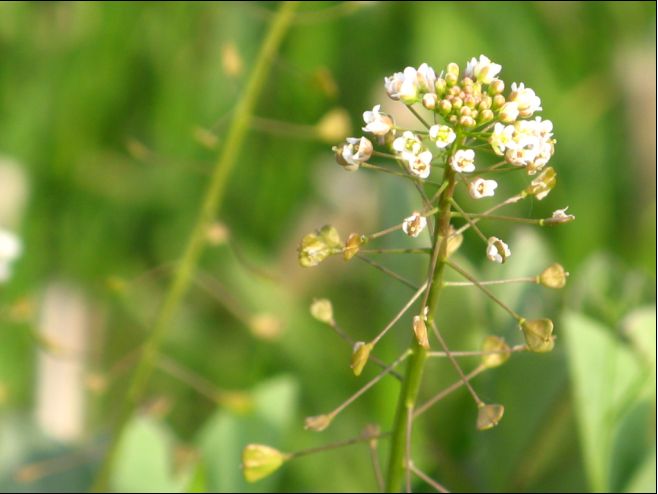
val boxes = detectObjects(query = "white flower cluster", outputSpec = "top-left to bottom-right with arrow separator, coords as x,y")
322,54 -> 565,268
0,228 -> 21,282
490,118 -> 555,174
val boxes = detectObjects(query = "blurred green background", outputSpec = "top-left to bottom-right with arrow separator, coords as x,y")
0,1 -> 655,492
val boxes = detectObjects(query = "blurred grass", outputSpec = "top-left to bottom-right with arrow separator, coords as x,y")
0,1 -> 655,492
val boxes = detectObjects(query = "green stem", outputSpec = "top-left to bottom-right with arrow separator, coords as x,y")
90,3 -> 299,490
384,135 -> 461,492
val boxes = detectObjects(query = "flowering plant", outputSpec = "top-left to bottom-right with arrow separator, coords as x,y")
245,54 -> 573,492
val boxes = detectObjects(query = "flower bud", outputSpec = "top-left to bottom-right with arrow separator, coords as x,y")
310,298 -> 334,325
447,62 -> 460,78
488,78 -> 505,95
422,93 -> 437,110
435,78 -> 447,96
476,403 -> 505,430
412,316 -> 430,349
525,167 -> 556,200
438,99 -> 452,115
304,414 -> 334,431
520,318 -> 555,353
351,341 -> 374,376
242,444 -> 289,483
459,115 -> 476,128
478,96 -> 492,111
539,263 -> 568,289
492,94 -> 506,110
481,335 -> 511,368
478,109 -> 494,124
452,97 -> 463,110
343,232 -> 365,260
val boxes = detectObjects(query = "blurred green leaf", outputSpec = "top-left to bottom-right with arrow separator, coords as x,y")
111,416 -> 180,492
197,375 -> 298,492
624,451 -> 657,493
563,310 -> 649,492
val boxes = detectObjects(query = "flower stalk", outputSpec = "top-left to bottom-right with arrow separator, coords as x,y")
91,2 -> 299,489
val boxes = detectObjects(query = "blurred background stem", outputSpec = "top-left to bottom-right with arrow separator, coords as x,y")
90,2 -> 299,490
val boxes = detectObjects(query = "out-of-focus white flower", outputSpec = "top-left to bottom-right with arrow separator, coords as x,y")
468,178 -> 498,199
402,212 -> 427,238
0,228 -> 21,282
429,124 -> 456,149
486,236 -> 511,264
385,67 -> 419,104
333,136 -> 373,171
393,131 -> 433,179
464,55 -> 502,84
385,63 -> 437,104
509,82 -> 542,118
499,101 -> 519,123
449,149 -> 475,173
416,63 -> 437,93
362,105 -> 394,136
490,118 -> 555,174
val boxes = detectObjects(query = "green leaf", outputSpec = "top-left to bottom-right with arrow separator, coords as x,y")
112,416 -> 180,492
197,375 -> 298,492
624,451 -> 657,493
563,311 -> 647,492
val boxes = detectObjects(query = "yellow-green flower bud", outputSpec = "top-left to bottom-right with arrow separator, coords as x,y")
492,94 -> 506,110
242,444 -> 289,483
520,318 -> 555,353
435,78 -> 447,96
539,263 -> 568,289
316,108 -> 352,144
478,109 -> 494,124
481,335 -> 511,369
351,341 -> 374,376
310,298 -> 334,325
488,78 -> 505,95
438,99 -> 452,115
476,403 -> 505,430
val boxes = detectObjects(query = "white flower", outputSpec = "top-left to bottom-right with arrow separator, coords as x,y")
449,149 -> 475,173
0,228 -> 21,283
393,131 -> 433,179
464,55 -> 502,84
385,67 -> 419,104
499,101 -> 519,123
429,124 -> 456,149
362,104 -> 394,136
402,212 -> 427,238
490,118 -> 555,173
486,236 -> 511,264
385,63 -> 436,104
334,136 -> 373,171
509,82 -> 542,118
415,63 -> 437,93
468,178 -> 498,199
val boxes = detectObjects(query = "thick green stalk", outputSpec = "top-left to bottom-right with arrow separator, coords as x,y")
384,145 -> 459,492
91,3 -> 299,490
